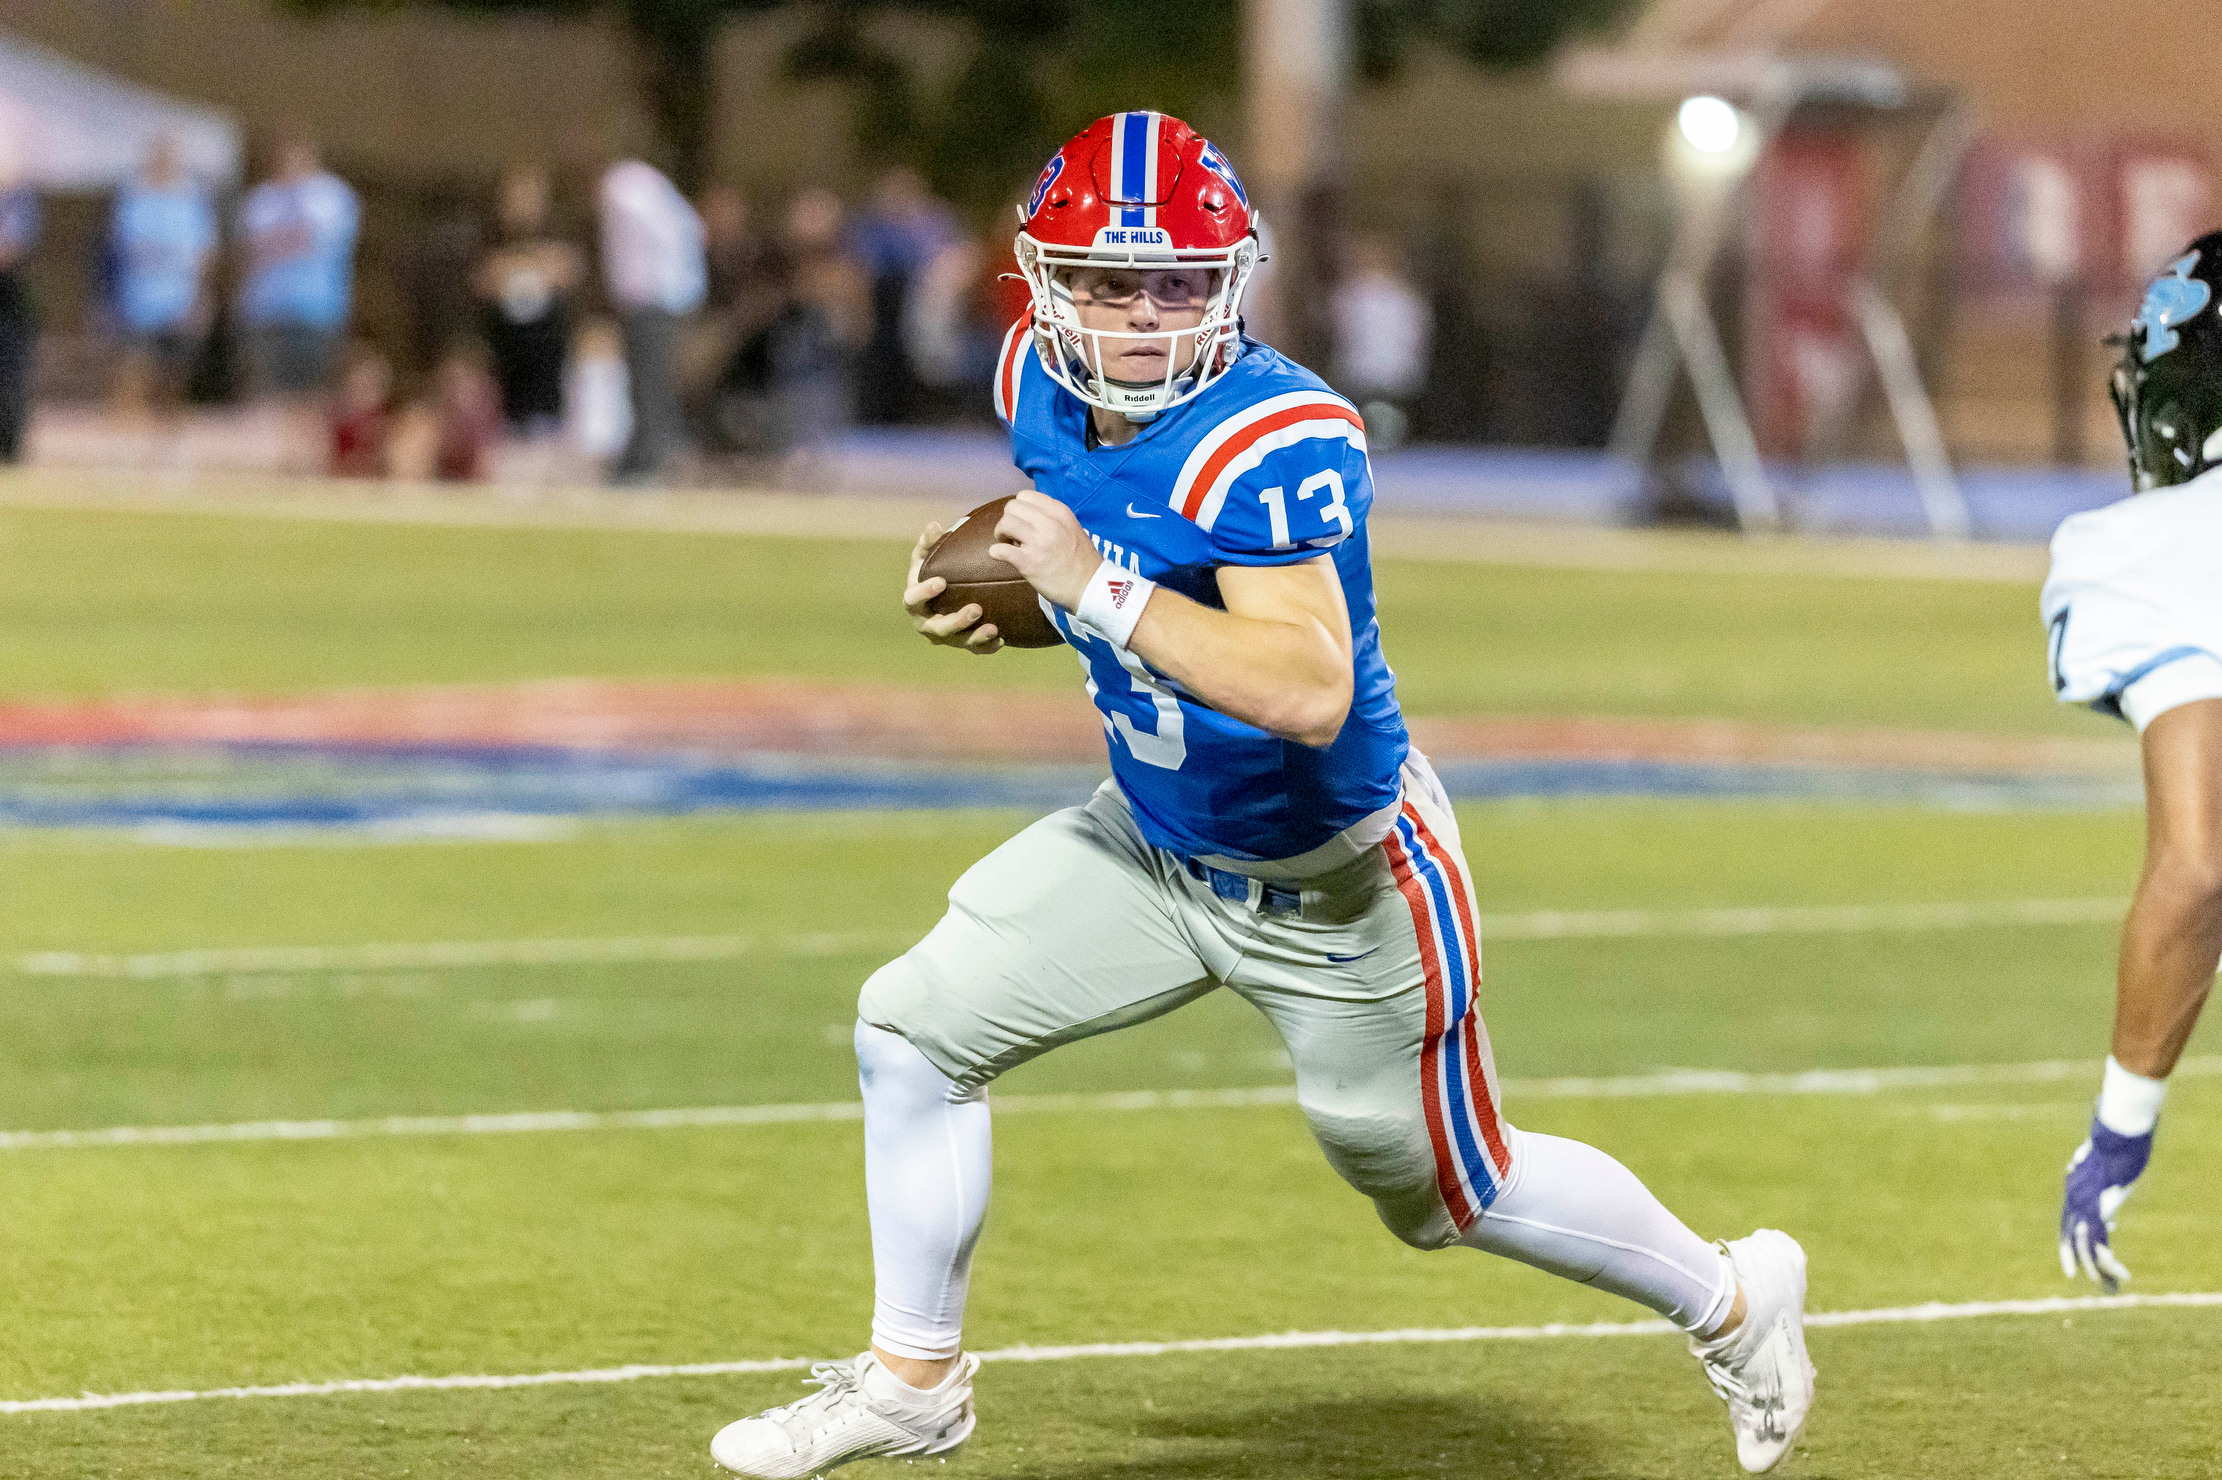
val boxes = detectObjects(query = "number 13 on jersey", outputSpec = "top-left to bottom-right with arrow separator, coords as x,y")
1058,614 -> 1187,770
1258,470 -> 1353,549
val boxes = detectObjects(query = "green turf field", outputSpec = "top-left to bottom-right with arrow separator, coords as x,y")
4,805 -> 2217,1477
4,502 -> 2214,1477
0,504 -> 2112,735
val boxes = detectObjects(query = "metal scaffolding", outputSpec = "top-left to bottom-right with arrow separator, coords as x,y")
1595,57 -> 1974,538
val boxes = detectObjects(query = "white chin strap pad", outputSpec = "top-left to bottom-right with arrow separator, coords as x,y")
1100,375 -> 1188,420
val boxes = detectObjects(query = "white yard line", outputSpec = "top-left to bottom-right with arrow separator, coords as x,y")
0,1088 -> 1295,1151
5,1291 -> 2214,1416
1501,1056 -> 2222,1099
8,897 -> 2131,981
6,1058 -> 2217,1154
1475,896 -> 2127,940
10,930 -> 919,980
1921,1102 -> 2081,1122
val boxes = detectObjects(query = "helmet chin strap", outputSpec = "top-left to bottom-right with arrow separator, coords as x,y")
1098,371 -> 1194,422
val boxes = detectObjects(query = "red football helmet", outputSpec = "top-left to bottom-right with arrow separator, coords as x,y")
1014,111 -> 1259,419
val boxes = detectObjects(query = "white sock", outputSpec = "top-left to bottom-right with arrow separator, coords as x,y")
858,1021 -> 992,1362
1459,1127 -> 1735,1333
864,1358 -> 963,1402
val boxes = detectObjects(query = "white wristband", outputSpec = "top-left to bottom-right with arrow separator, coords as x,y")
2096,1054 -> 2167,1136
1075,560 -> 1155,649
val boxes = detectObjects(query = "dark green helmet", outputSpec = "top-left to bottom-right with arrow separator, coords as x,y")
2113,231 -> 2222,491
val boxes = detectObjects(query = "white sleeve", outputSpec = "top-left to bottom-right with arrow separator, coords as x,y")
2119,651 -> 2222,730
2044,496 -> 2222,731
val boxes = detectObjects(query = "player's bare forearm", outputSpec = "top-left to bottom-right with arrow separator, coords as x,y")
989,490 -> 1354,745
2116,878 -> 2220,1075
2114,699 -> 2222,1075
1126,568 -> 1353,747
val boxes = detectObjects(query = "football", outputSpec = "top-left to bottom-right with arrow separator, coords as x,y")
920,495 -> 1065,648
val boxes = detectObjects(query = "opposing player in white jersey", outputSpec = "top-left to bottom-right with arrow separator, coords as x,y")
709,113 -> 1814,1477
2045,232 -> 2222,1290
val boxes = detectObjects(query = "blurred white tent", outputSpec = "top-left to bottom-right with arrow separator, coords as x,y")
0,29 -> 239,189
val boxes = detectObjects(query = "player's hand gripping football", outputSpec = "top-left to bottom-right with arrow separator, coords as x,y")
988,491 -> 1102,613
2059,1120 -> 2151,1291
904,523 -> 1004,655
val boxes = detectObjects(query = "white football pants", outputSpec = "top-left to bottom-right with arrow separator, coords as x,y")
859,1021 -> 1732,1361
856,762 -> 1733,1361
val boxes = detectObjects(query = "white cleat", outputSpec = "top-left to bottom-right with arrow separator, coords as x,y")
1689,1229 -> 1816,1474
710,1351 -> 980,1479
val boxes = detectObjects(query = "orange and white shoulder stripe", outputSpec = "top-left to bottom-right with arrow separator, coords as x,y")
991,317 -> 1034,425
1168,391 -> 1367,530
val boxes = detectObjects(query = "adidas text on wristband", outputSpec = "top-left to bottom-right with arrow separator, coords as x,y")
1076,560 -> 1155,648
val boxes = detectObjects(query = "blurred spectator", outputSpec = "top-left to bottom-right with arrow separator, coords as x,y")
109,136 -> 216,420
237,135 -> 360,401
705,188 -> 863,471
1331,233 -> 1432,451
598,156 -> 705,483
405,189 -> 484,380
905,233 -> 983,398
847,166 -> 958,424
475,164 -> 583,436
684,183 -> 780,438
328,342 -> 392,478
390,341 -> 503,482
0,144 -> 38,463
699,184 -> 779,327
566,314 -> 632,469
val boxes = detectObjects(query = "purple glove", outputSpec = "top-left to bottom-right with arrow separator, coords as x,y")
2059,1119 -> 2152,1292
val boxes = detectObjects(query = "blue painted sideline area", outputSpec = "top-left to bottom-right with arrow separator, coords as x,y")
0,742 -> 2140,838
830,428 -> 2123,544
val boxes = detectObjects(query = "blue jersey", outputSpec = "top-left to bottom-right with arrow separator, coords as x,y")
992,326 -> 1409,863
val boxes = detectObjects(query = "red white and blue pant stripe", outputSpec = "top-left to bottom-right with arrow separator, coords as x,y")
1383,801 -> 1513,1227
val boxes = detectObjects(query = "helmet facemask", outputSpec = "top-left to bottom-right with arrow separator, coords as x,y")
1014,230 -> 1258,422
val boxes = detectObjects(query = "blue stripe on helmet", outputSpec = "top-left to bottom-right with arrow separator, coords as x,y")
1119,111 -> 1151,201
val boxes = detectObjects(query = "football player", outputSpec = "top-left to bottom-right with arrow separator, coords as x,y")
710,114 -> 1815,1477
2045,233 -> 2222,1292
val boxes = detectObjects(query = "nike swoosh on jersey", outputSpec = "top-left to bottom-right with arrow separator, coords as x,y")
1125,503 -> 1161,519
1323,948 -> 1380,964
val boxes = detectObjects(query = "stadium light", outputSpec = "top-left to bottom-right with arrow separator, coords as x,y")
1677,95 -> 1742,156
